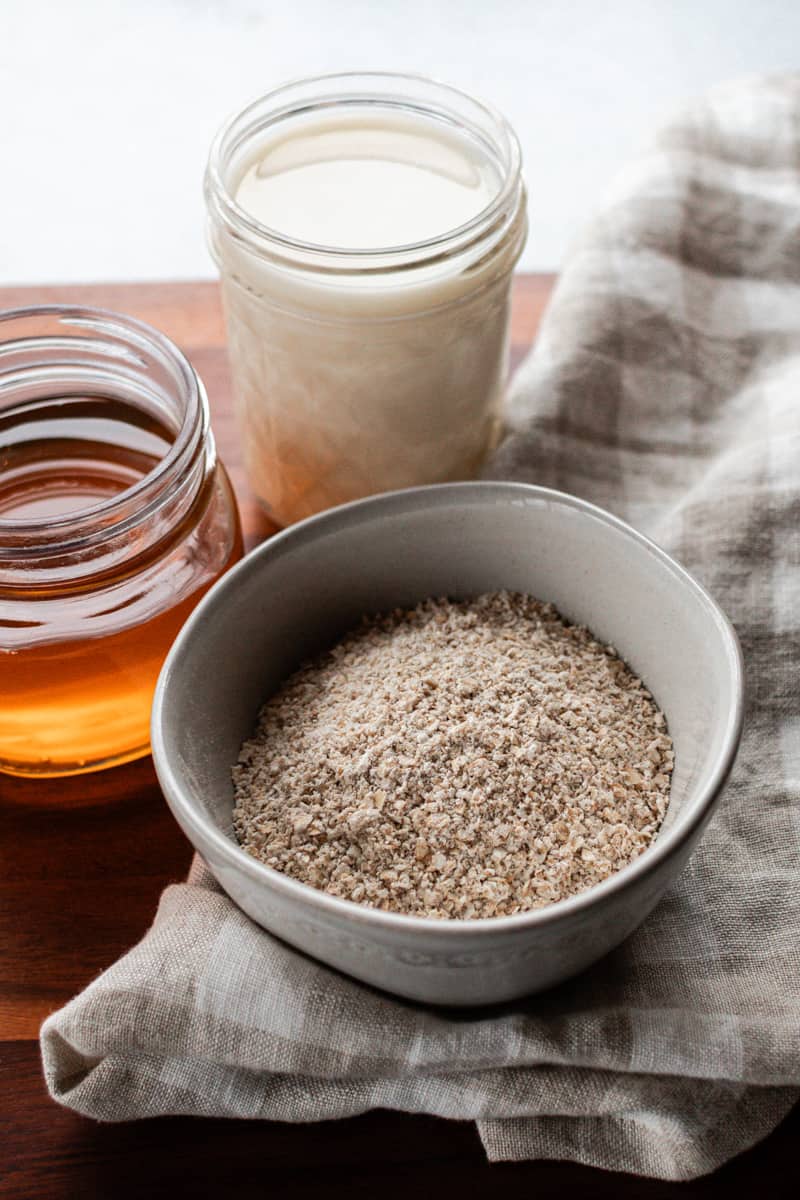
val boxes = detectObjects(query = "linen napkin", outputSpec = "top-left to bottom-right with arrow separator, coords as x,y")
41,74 -> 800,1180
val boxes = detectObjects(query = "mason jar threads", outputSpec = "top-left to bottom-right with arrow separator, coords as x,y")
205,72 -> 527,527
0,307 -> 243,777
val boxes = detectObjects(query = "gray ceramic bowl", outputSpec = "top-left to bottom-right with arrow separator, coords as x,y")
151,482 -> 743,1006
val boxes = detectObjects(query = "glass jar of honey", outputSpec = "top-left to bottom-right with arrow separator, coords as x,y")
0,307 -> 243,777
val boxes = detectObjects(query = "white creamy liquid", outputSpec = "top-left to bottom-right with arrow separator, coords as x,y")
235,116 -> 501,248
214,108 -> 525,526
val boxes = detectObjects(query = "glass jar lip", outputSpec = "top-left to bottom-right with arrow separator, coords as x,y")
205,70 -> 524,268
0,305 -> 206,553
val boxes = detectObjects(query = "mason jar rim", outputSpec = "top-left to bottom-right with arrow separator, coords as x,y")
0,306 -> 208,559
205,70 -> 525,272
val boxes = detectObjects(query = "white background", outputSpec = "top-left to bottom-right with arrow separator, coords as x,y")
2,0 -> 799,282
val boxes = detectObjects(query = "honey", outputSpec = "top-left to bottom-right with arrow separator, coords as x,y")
0,395 -> 172,520
0,307 -> 242,777
1,583 -> 237,776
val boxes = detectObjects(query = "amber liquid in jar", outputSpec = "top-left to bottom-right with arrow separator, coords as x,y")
0,395 -> 242,776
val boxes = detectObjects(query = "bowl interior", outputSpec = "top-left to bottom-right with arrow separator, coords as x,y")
155,484 -> 740,862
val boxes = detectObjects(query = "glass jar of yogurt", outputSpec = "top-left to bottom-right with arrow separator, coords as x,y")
205,72 -> 527,527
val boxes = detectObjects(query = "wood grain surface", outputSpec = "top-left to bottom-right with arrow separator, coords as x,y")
0,276 -> 796,1199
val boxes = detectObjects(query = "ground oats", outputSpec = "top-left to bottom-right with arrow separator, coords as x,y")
232,592 -> 673,919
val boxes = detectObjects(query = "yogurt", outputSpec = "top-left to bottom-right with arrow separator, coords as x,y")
206,75 -> 527,526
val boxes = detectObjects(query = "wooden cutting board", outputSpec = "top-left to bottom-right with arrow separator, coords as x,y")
1,276 -> 796,1200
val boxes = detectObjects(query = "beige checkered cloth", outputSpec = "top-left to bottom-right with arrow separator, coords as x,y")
41,75 -> 800,1180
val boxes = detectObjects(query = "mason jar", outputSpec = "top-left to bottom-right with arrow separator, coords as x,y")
0,307 -> 242,777
205,72 -> 527,527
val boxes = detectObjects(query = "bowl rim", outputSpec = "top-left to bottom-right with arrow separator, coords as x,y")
152,480 -> 744,937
